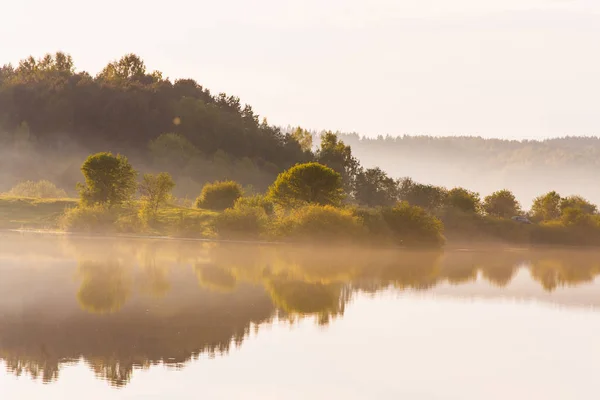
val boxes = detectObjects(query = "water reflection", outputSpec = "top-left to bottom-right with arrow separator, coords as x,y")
1,233 -> 600,388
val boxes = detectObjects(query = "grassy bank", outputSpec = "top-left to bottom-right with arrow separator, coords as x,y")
0,195 -> 445,247
0,196 -> 78,229
0,196 -> 217,237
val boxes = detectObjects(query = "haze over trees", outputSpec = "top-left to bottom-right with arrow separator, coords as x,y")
5,52 -> 600,248
337,134 -> 600,206
2,52 -> 600,209
0,52 -> 310,197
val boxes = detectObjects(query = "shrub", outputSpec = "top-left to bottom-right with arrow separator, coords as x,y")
380,202 -> 445,247
268,162 -> 344,208
234,194 -> 275,215
561,207 -> 593,227
166,209 -> 217,239
115,210 -> 144,233
78,152 -> 137,207
60,204 -> 143,234
273,204 -> 365,242
352,207 -> 393,243
195,180 -> 243,210
214,205 -> 269,240
6,180 -> 68,198
60,205 -> 119,233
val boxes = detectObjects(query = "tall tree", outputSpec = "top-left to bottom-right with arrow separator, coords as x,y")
531,191 -> 562,221
398,178 -> 447,211
78,152 -> 138,207
290,127 -> 313,152
316,132 -> 360,196
483,190 -> 521,218
354,167 -> 399,207
446,187 -> 481,213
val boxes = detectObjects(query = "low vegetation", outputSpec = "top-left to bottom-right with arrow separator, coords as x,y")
6,180 -> 68,199
195,180 -> 243,211
0,196 -> 77,229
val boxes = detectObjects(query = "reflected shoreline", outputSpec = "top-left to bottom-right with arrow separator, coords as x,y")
1,232 -> 600,387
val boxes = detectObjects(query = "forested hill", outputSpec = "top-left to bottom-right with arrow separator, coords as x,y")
2,52 -> 599,207
0,53 -> 310,195
338,134 -> 600,206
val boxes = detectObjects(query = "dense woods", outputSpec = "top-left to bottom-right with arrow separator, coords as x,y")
0,52 -> 311,195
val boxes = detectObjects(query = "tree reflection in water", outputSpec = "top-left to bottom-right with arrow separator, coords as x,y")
77,260 -> 132,314
2,235 -> 600,387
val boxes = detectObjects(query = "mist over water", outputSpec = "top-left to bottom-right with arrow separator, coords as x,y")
1,232 -> 599,398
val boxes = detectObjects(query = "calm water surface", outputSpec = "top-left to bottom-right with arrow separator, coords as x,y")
1,232 -> 599,399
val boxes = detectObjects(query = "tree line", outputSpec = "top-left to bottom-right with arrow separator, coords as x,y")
5,52 -> 600,244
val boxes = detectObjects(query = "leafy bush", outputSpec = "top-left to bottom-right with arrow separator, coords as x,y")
352,207 -> 394,243
561,207 -> 593,227
60,205 -> 119,233
380,202 -> 445,247
214,205 -> 269,240
60,204 -> 143,234
268,162 -> 344,207
273,204 -> 365,242
195,180 -> 243,210
165,209 -> 217,239
6,180 -> 68,198
234,194 -> 275,215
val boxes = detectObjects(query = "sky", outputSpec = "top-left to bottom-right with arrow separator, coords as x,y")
2,0 -> 600,139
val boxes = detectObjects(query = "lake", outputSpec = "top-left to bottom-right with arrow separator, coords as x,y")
1,232 -> 599,399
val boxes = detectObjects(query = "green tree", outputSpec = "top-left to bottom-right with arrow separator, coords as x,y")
268,162 -> 344,207
354,167 -> 399,207
483,189 -> 521,218
139,172 -> 176,214
78,152 -> 137,207
560,195 -> 597,215
531,191 -> 562,221
195,180 -> 243,210
398,178 -> 447,211
291,127 -> 313,152
446,187 -> 481,213
316,132 -> 360,195
97,54 -> 147,82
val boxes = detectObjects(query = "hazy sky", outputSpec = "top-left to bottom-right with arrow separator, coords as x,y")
2,0 -> 600,139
